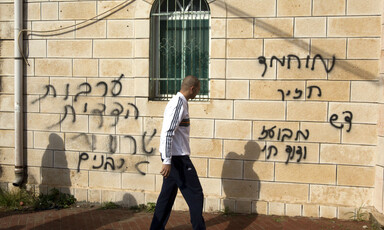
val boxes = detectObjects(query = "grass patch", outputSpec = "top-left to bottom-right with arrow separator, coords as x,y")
130,202 -> 156,213
0,187 -> 76,211
100,201 -> 120,210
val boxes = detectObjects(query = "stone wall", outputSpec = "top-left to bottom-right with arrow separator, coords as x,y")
0,0 -> 382,219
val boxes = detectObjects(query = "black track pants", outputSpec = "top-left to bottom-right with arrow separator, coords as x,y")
150,156 -> 206,230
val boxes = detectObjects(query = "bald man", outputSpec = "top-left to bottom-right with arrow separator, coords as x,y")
150,76 -> 206,230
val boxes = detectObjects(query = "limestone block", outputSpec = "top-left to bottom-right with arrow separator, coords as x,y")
0,21 -> 13,39
227,59 -> 276,79
211,19 -> 226,38
311,38 -> 346,59
222,179 -> 259,199
320,144 -> 375,166
313,0 -> 345,16
88,189 -> 101,203
227,19 -> 253,38
190,119 -> 214,138
93,40 -> 133,58
338,165 -> 375,187
107,20 -> 134,38
275,163 -> 336,184
244,161 -> 274,181
26,149 -> 53,167
116,117 -> 143,136
190,157 -> 208,177
226,0 -> 275,17
0,148 -> 14,165
100,59 -> 133,77
145,192 -> 159,204
209,0 -> 226,18
234,101 -> 285,121
210,59 -> 226,79
135,20 -> 149,39
174,196 -> 189,211
40,96 -> 70,113
34,132 -> 64,150
286,203 -> 302,217
26,167 -> 41,185
0,165 -> 13,182
215,120 -> 252,139
0,94 -> 13,112
306,80 -> 350,102
25,96 -> 40,113
342,124 -> 377,145
209,159 -> 242,179
236,200 -> 252,214
189,100 -> 233,119
227,39 -> 262,59
263,142 -> 320,164
0,3 -> 13,20
25,3 -> 40,20
211,39 -> 226,59
97,1 -> 135,20
208,79 -> 225,99
1,76 -> 13,94
0,112 -> 13,129
374,166 -> 384,212
320,206 -> 337,218
65,133 -> 93,152
73,59 -> 98,77
0,59 -> 13,75
310,185 -> 373,206
338,206 -> 356,220
134,77 -> 149,96
25,131 -> 34,149
31,21 -> 75,39
72,96 -> 104,115
0,41 -> 13,57
24,40 -> 46,58
59,2 -> 96,20
74,188 -> 88,202
76,20 -> 106,39
269,202 -> 285,215
24,77 -> 49,95
54,151 -> 79,170
265,39 -> 309,58
260,182 -> 308,203
134,0 -> 151,19
347,0 -> 382,15
41,2 -> 58,20
35,59 -> 72,77
205,198 -> 220,212
221,199 -> 236,212
155,174 -> 163,192
250,80 -> 304,101
351,81 -> 380,103
135,39 -> 149,58
287,101 -> 327,122
41,168 -> 72,187
301,122 -> 340,143
200,178 -> 221,196
254,18 -> 293,38
113,154 -> 147,173
89,171 -> 121,189
348,38 -> 380,60
226,80 -> 249,99
134,59 -> 149,77
252,200 -> 268,214
278,62 -> 328,79
101,190 -> 116,203
26,113 -> 61,131
224,139 -> 266,161
295,17 -> 326,37
303,204 -> 319,217
278,0 -> 311,16
135,98 -> 167,117
122,173 -> 155,191
190,138 -> 222,158
328,17 -> 381,37
329,102 -> 377,124
92,135 -> 120,154
88,116 -> 116,134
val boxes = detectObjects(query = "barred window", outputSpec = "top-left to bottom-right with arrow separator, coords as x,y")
149,0 -> 210,100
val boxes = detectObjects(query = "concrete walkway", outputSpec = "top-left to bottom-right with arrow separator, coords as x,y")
0,207 -> 374,230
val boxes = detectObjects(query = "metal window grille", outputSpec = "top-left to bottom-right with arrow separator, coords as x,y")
149,0 -> 210,101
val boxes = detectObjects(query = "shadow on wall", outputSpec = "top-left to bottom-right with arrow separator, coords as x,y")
39,133 -> 70,194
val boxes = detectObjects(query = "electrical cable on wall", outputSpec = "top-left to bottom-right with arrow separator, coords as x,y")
17,0 -> 136,66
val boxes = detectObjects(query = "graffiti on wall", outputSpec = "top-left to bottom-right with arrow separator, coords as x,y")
277,85 -> 321,101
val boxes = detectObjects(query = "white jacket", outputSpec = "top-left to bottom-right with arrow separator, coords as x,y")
159,92 -> 191,164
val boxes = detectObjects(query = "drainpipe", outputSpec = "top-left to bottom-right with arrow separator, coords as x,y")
13,0 -> 24,187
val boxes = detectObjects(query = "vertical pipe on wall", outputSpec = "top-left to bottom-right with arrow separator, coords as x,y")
13,0 -> 24,187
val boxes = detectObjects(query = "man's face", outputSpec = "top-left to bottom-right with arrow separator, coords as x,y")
190,84 -> 200,99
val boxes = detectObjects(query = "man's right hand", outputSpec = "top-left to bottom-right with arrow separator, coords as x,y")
160,164 -> 171,178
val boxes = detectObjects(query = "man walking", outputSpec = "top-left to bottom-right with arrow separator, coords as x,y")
150,75 -> 206,230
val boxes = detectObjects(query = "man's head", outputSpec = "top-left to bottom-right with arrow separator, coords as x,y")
180,75 -> 200,100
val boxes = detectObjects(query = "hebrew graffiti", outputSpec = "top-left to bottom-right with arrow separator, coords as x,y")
278,85 -> 322,101
258,54 -> 336,77
329,111 -> 353,132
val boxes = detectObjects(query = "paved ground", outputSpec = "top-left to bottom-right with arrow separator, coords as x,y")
0,207 -> 374,230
